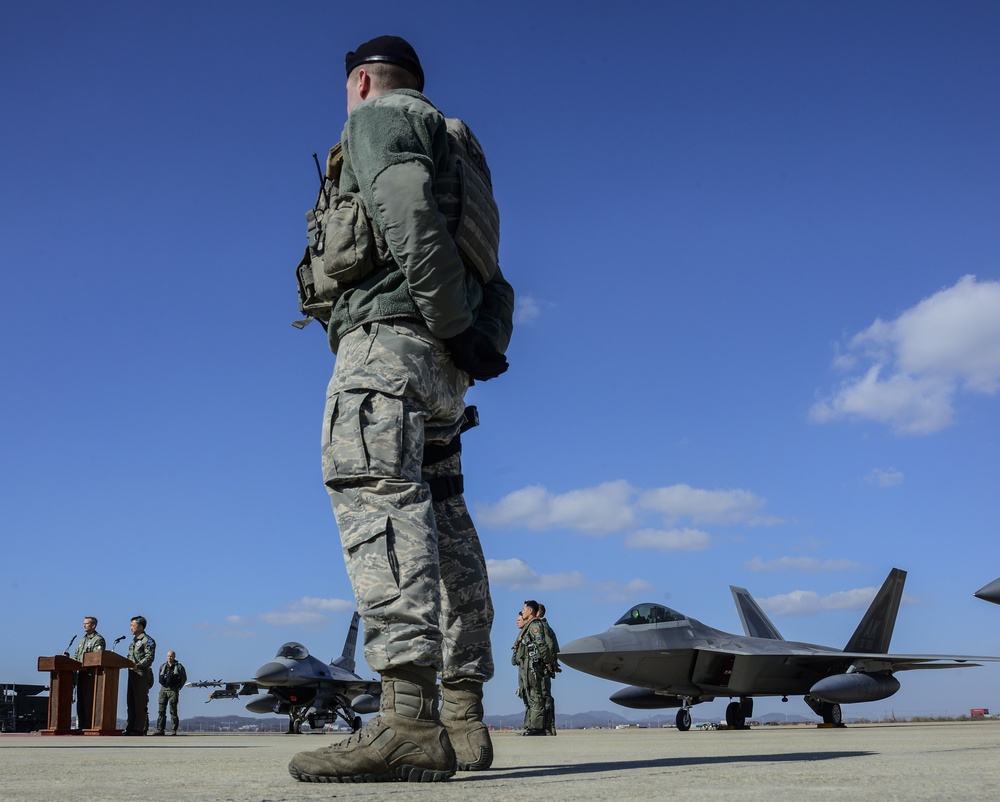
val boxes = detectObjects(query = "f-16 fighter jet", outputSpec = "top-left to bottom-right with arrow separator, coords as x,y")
189,612 -> 379,733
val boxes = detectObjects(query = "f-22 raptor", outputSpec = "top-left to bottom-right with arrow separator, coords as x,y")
561,568 -> 997,730
189,612 -> 380,733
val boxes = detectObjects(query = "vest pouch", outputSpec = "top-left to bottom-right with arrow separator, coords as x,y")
452,156 -> 499,284
319,192 -> 378,284
295,246 -> 336,323
433,118 -> 500,285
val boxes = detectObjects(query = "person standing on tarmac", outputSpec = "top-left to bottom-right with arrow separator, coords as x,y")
68,615 -> 105,729
517,600 -> 557,736
512,609 -> 530,728
124,616 -> 155,735
535,603 -> 561,735
288,34 -> 514,784
154,650 -> 187,735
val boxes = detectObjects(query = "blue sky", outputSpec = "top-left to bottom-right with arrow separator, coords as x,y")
3,1 -> 999,724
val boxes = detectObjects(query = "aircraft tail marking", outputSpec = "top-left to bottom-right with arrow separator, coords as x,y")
331,611 -> 361,672
845,568 -> 906,654
731,586 -> 784,640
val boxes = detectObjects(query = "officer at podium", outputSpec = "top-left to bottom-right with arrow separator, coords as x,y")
67,615 -> 105,728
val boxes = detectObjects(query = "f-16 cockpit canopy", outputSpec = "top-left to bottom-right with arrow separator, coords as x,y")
276,642 -> 309,660
614,603 -> 687,626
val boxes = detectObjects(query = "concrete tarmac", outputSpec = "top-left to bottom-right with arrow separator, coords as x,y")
2,721 -> 998,801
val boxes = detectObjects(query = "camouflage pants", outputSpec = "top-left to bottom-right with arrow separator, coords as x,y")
525,668 -> 550,731
323,320 -> 494,682
157,688 -> 180,732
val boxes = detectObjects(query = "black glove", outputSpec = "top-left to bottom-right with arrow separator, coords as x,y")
444,327 -> 509,381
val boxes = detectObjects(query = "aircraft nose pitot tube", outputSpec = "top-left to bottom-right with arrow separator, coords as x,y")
809,672 -> 900,704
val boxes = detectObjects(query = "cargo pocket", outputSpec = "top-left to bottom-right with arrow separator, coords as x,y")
342,520 -> 401,610
322,389 -> 404,484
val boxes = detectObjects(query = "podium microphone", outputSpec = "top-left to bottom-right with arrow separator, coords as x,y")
63,634 -> 77,656
112,635 -> 126,652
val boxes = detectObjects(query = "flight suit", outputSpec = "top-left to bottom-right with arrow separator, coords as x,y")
125,632 -> 156,734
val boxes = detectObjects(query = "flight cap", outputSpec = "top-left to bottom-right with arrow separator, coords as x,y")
345,35 -> 424,92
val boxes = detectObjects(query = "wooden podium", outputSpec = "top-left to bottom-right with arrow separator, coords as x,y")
37,654 -> 81,735
82,652 -> 134,735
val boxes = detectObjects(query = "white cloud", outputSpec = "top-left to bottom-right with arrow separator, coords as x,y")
595,578 -> 656,603
486,558 -> 585,591
476,480 -> 636,534
195,620 -> 257,639
811,275 -> 1000,435
625,527 -> 711,552
746,556 -> 864,572
477,481 -> 782,548
259,596 -> 354,627
639,484 -> 779,526
865,467 -> 904,487
260,610 -> 328,626
298,597 -> 355,612
514,293 -> 541,325
535,571 -> 588,591
758,585 -> 878,616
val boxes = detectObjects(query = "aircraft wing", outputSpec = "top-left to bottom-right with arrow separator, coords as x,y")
186,680 -> 260,701
688,642 -> 996,695
693,641 -> 998,665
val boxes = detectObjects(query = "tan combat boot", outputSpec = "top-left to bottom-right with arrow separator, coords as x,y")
440,679 -> 493,770
288,665 -> 456,783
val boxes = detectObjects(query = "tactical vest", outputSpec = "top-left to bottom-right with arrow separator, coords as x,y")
293,118 -> 500,329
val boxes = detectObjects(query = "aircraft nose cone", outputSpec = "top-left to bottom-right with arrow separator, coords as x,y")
559,635 -> 606,672
254,660 -> 302,686
975,577 -> 1000,605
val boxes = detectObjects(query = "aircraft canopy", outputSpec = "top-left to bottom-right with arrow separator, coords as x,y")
276,642 -> 309,660
614,603 -> 687,626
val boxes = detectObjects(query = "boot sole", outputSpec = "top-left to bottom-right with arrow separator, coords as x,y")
457,743 -> 494,771
289,762 -> 455,783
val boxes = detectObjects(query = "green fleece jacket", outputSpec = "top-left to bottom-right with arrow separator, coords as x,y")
329,89 -> 513,355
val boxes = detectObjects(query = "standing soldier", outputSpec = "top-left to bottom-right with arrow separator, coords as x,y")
518,600 -> 556,736
124,616 -> 155,735
69,616 -> 105,729
536,603 -> 561,735
511,610 -> 529,728
154,650 -> 187,735
288,34 -> 513,784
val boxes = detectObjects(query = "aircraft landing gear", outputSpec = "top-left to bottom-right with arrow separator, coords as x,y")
676,708 -> 692,732
351,715 -> 362,732
725,698 -> 752,729
804,695 -> 843,726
